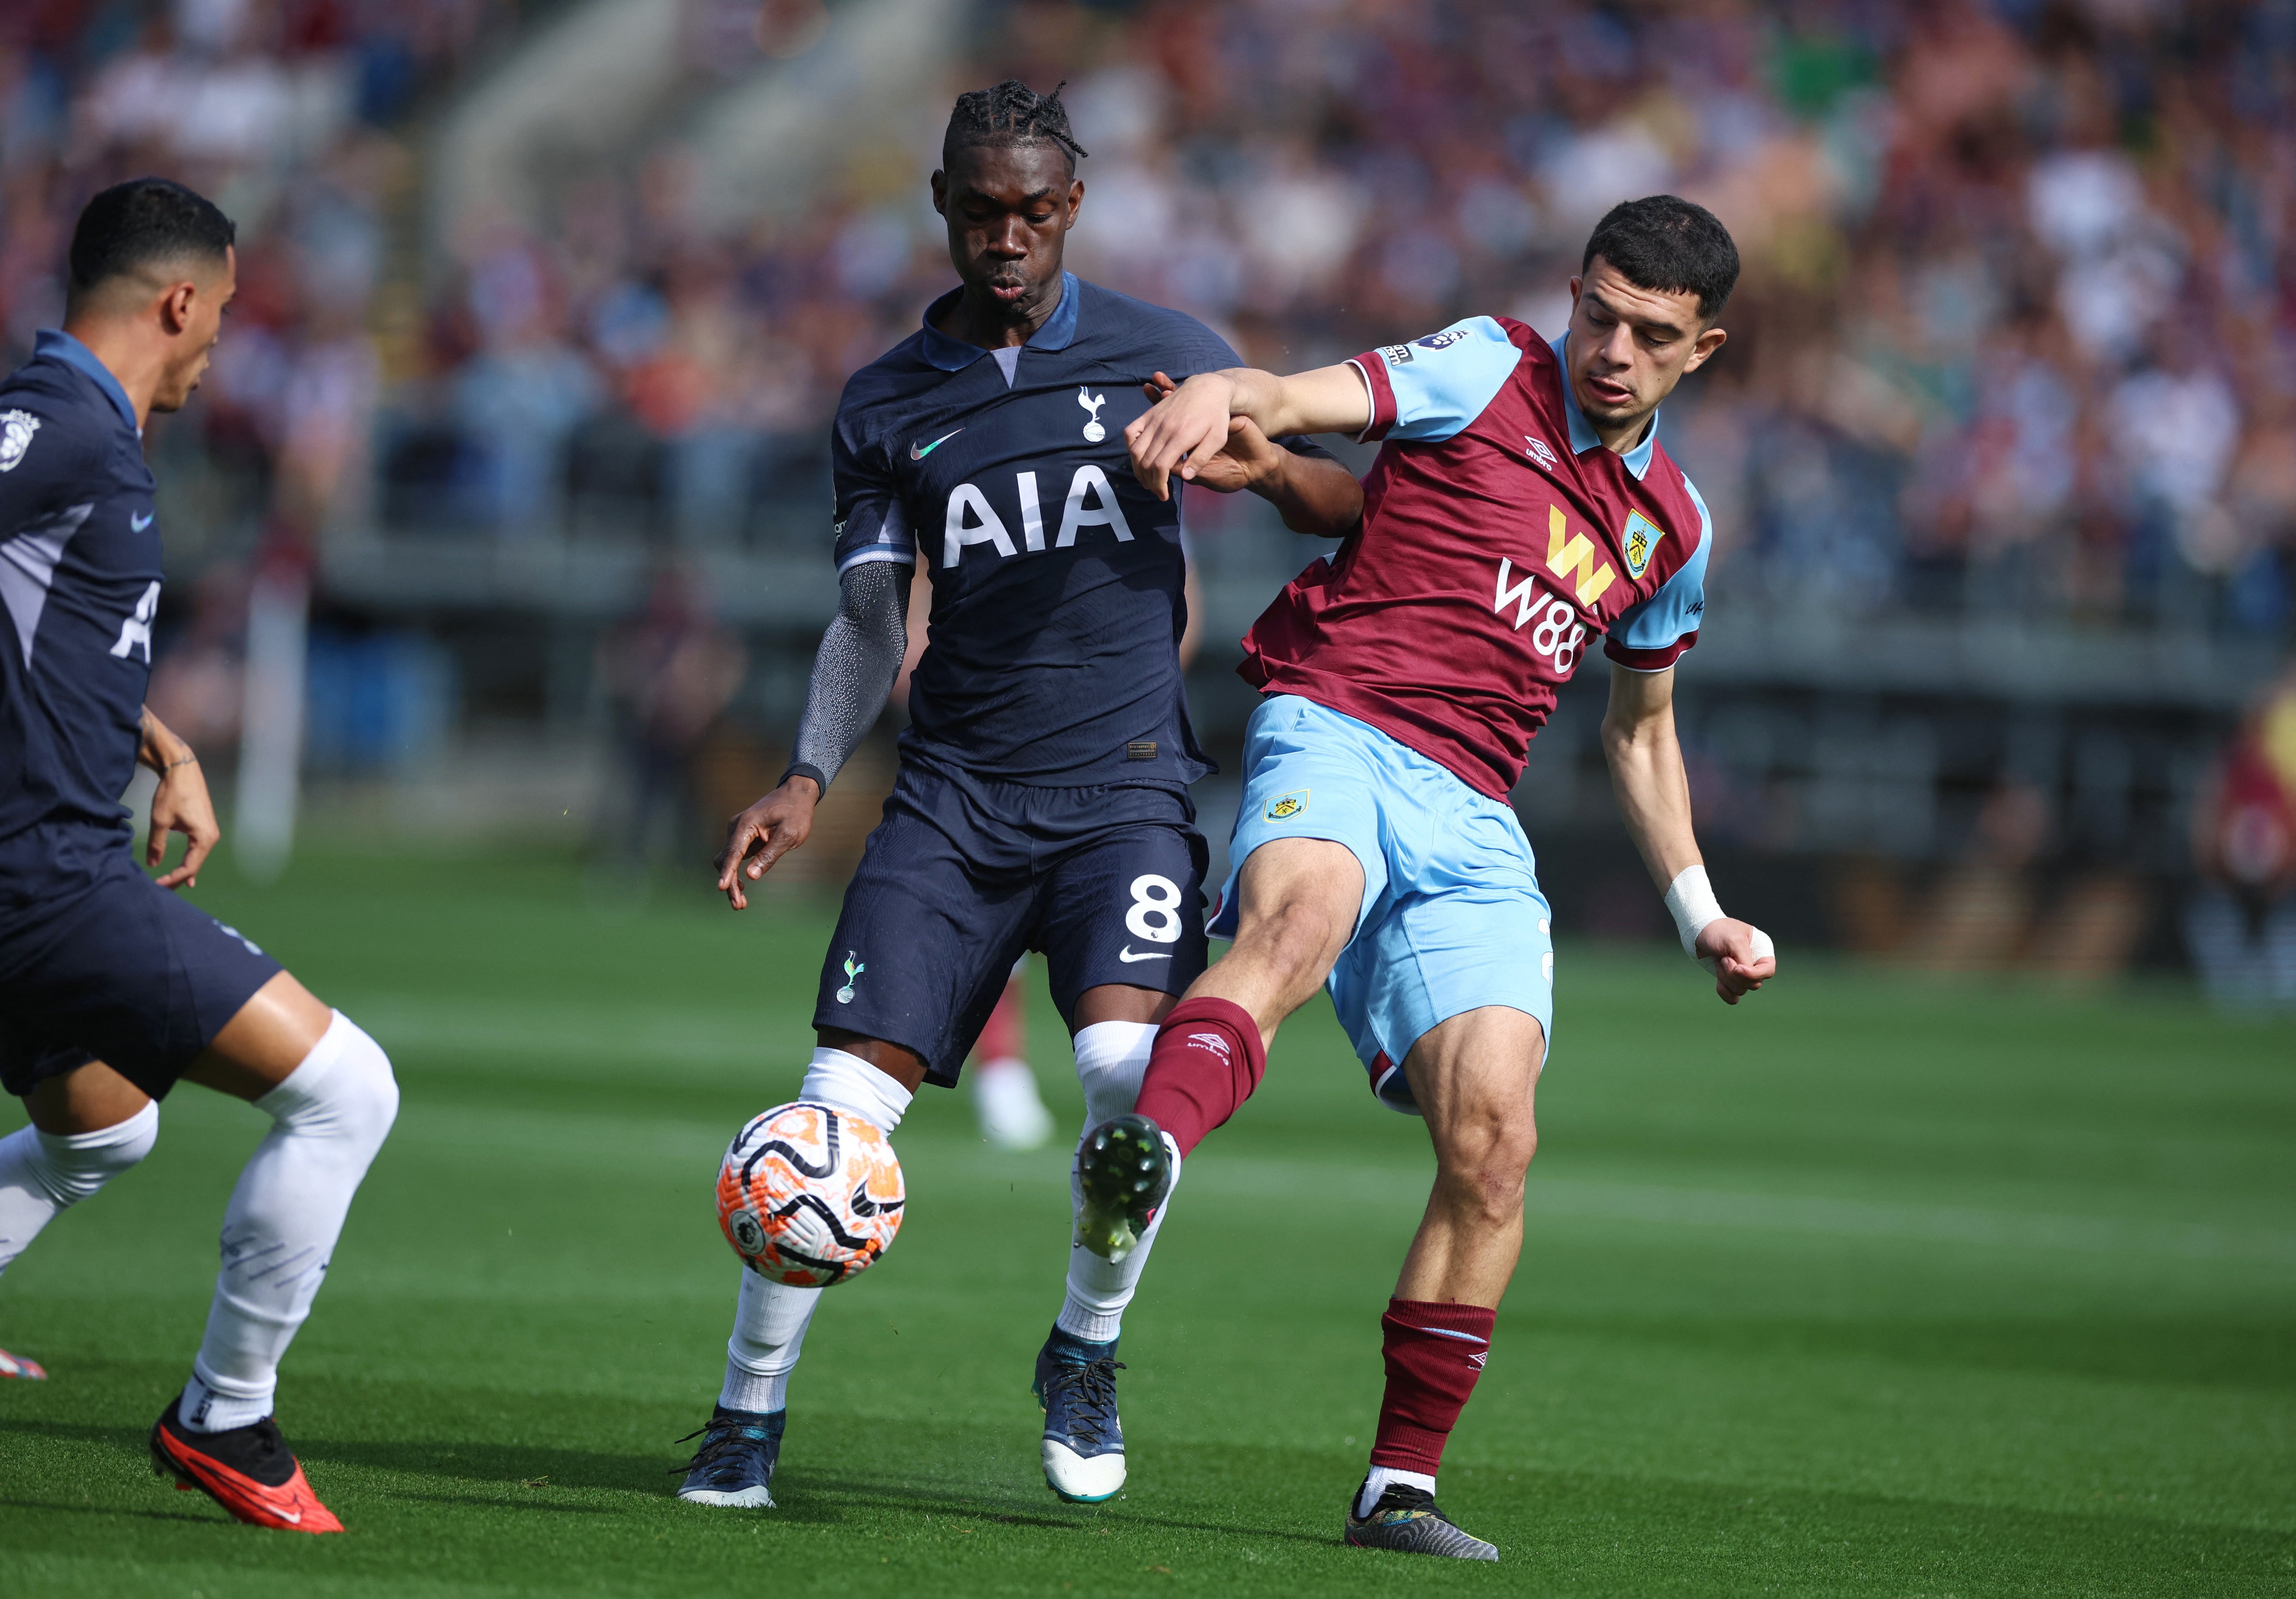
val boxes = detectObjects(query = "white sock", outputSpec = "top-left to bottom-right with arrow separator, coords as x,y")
719,1266 -> 821,1414
798,1047 -> 912,1134
1357,1465 -> 1438,1518
712,1048 -> 911,1414
180,1010 -> 398,1433
0,1100 -> 161,1276
1057,1021 -> 1175,1345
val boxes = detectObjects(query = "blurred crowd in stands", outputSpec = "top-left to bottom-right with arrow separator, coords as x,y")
4,0 -> 2294,643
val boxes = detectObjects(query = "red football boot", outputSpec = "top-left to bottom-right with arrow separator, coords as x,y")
0,1345 -> 47,1380
150,1400 -> 345,1532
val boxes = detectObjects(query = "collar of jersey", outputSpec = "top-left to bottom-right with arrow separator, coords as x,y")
918,271 -> 1080,372
34,329 -> 140,438
1551,333 -> 1655,482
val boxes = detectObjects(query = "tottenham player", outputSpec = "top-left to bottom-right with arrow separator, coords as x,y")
674,82 -> 1362,1509
0,180 -> 398,1532
1098,197 -> 1777,1559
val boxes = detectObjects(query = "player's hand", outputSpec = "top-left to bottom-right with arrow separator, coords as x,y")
1126,372 -> 1239,501
1140,372 -> 1284,493
148,756 -> 219,889
714,778 -> 820,910
1694,918 -> 1775,1005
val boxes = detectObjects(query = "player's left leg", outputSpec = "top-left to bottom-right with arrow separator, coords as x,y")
150,970 -> 399,1534
1026,804 -> 1209,1502
1323,777 -> 1552,1562
1343,1005 -> 1541,1564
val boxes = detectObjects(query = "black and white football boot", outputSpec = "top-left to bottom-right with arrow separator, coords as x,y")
1033,1325 -> 1127,1503
674,1403 -> 785,1508
1343,1477 -> 1500,1560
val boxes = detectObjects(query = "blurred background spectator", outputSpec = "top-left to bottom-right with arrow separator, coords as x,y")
6,0 -> 2293,977
2186,668 -> 2296,1008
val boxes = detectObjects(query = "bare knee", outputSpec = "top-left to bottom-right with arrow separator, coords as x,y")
1433,1111 -> 1537,1224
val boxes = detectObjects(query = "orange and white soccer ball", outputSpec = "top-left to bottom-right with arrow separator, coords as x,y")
716,1102 -> 905,1287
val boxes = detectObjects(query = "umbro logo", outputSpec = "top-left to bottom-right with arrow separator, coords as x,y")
1524,436 -> 1558,471
1185,1031 -> 1232,1061
909,428 -> 963,461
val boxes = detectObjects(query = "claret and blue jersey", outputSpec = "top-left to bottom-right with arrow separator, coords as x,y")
0,329 -> 164,849
1241,313 -> 1713,801
830,273 -> 1250,789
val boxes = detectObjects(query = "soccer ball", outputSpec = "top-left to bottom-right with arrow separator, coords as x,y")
715,1102 -> 905,1286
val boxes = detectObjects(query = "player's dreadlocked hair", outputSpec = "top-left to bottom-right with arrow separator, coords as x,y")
942,79 -> 1089,171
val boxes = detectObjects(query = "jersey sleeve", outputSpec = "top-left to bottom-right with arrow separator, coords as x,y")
0,401 -> 100,539
1604,474 -> 1712,671
1347,316 -> 1522,445
830,411 -> 915,574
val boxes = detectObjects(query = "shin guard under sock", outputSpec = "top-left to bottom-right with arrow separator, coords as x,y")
185,1011 -> 398,1432
1368,1297 -> 1496,1476
1130,997 -> 1266,1158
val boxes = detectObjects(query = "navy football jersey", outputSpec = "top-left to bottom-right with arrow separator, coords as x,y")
831,274 -> 1251,787
0,331 -> 162,845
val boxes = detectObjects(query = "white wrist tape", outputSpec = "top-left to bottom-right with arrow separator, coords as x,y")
1663,864 -> 1724,958
1665,864 -> 1776,976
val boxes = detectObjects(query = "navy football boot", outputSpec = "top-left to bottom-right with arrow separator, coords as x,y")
674,1403 -> 786,1508
1343,1477 -> 1500,1560
1074,1114 -> 1172,1261
1033,1325 -> 1127,1502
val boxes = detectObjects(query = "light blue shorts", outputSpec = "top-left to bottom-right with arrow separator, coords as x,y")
1209,695 -> 1554,1114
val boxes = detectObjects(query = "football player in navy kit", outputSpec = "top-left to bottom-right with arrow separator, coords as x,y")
675,82 -> 1364,1510
0,180 -> 399,1533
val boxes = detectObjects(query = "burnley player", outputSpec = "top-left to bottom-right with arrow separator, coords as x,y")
1097,197 -> 1777,1559
675,82 -> 1361,1510
0,179 -> 399,1531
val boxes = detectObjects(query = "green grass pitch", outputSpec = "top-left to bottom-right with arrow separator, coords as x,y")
1,849 -> 2292,1596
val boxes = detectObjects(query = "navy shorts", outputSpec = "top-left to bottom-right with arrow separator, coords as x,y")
0,821 -> 282,1100
813,759 -> 1210,1087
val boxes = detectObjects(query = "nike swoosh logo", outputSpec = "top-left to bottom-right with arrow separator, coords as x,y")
909,429 -> 962,461
1118,947 -> 1172,962
131,512 -> 154,531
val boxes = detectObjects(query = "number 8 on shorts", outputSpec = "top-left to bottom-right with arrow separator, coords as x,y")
1126,874 -> 1183,944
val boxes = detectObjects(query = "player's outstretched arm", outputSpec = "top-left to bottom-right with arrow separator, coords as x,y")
714,560 -> 909,910
1139,373 -> 1364,536
1124,364 -> 1370,501
136,706 -> 218,889
1599,664 -> 1776,1004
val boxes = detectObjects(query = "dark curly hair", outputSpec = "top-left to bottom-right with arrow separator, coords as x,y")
943,79 -> 1089,171
1582,195 -> 1739,322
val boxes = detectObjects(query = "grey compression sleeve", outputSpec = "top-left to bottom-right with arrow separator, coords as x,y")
788,559 -> 910,787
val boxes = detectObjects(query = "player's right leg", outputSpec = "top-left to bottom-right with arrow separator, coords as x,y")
679,762 -> 1030,1509
2,1059 -> 163,1380
1078,695 -> 1382,1255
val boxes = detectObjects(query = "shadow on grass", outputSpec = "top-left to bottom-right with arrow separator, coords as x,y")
0,1495 -> 219,1528
775,1468 -> 1339,1548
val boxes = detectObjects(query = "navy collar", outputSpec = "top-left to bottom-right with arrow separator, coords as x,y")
1551,333 -> 1655,481
35,329 -> 141,438
919,272 -> 1080,372
35,328 -> 141,436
